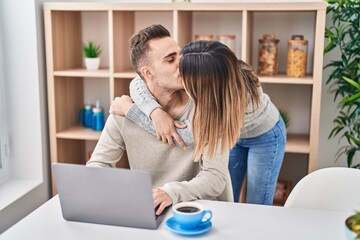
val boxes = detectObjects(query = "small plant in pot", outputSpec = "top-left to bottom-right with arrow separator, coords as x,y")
345,212 -> 360,239
83,41 -> 101,70
279,109 -> 291,129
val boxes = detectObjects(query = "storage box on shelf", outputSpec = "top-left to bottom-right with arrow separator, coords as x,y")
44,2 -> 326,196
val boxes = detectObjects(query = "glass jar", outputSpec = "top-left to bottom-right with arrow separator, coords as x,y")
286,35 -> 308,77
194,34 -> 213,41
258,34 -> 279,76
218,35 -> 236,53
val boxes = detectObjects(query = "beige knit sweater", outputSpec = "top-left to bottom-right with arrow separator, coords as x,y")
87,101 -> 228,204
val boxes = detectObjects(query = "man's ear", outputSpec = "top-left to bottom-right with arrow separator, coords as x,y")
140,66 -> 154,82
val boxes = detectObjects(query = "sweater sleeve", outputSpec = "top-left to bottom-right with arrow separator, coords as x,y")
130,76 -> 162,118
86,115 -> 126,168
126,104 -> 194,148
159,143 -> 229,204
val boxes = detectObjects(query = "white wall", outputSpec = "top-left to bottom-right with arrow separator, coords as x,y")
0,0 -> 50,233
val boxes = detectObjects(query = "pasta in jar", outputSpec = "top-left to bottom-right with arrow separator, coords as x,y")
286,35 -> 308,77
258,34 -> 279,76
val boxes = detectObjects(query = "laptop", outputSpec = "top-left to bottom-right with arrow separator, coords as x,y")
53,163 -> 169,229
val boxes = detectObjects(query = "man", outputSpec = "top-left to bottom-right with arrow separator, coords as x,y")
87,24 -> 228,215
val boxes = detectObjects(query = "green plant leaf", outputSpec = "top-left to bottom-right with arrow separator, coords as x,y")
324,42 -> 337,54
347,148 -> 356,167
347,133 -> 360,147
340,92 -> 360,104
343,76 -> 360,90
83,41 -> 102,58
279,109 -> 291,128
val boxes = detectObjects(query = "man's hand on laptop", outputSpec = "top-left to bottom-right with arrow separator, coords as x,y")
153,188 -> 172,215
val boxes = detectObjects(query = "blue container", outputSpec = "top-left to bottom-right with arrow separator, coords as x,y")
79,104 -> 93,128
92,101 -> 104,131
83,104 -> 93,128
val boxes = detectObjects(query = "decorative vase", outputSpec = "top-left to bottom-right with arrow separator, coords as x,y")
85,58 -> 100,70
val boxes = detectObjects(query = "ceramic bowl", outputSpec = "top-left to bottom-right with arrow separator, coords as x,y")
345,215 -> 359,240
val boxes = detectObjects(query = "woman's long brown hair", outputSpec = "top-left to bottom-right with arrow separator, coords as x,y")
180,41 -> 260,160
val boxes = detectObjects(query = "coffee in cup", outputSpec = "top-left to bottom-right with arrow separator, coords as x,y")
172,202 -> 212,230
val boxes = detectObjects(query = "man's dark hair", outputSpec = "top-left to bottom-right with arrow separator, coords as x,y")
129,24 -> 171,76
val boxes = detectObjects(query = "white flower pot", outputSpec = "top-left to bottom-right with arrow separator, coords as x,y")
85,58 -> 100,70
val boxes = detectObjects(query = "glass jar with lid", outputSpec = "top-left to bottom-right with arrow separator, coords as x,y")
286,35 -> 308,77
194,34 -> 213,41
258,34 -> 279,76
218,35 -> 236,53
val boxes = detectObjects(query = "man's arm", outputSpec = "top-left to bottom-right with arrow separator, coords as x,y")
86,115 -> 126,168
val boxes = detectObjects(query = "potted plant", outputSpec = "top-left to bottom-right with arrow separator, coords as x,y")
346,212 -> 360,239
83,41 -> 101,70
324,0 -> 360,169
279,109 -> 291,129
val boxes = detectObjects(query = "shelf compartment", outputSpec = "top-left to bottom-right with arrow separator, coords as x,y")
56,125 -> 101,141
54,68 -> 110,77
192,11 -> 243,58
51,11 -> 109,71
250,11 -> 316,76
57,138 -> 86,163
54,76 -> 110,133
259,74 -> 313,85
54,77 -> 84,133
51,11 -> 82,71
285,134 -> 309,153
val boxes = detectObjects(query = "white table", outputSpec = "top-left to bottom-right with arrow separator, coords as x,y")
1,195 -> 350,240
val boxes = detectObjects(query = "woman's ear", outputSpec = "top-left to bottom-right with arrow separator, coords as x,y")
140,66 -> 154,82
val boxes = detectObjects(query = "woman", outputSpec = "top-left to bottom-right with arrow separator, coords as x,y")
111,41 -> 286,204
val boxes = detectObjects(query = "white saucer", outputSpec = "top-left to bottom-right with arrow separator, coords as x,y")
165,217 -> 212,236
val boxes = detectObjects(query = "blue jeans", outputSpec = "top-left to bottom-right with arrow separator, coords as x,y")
229,116 -> 286,204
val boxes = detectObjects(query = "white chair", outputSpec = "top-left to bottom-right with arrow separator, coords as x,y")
284,167 -> 360,212
217,171 -> 234,202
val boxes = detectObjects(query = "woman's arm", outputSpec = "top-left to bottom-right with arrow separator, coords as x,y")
109,95 -> 193,148
129,76 -> 161,118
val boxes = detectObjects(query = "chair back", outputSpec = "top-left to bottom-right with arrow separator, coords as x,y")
284,167 -> 360,212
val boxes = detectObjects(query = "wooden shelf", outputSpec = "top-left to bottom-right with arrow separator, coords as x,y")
113,72 -> 137,78
53,68 -> 110,78
55,127 -> 309,153
44,2 -> 326,195
44,2 -> 327,11
259,75 -> 313,85
285,134 -> 310,154
56,125 -> 101,141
